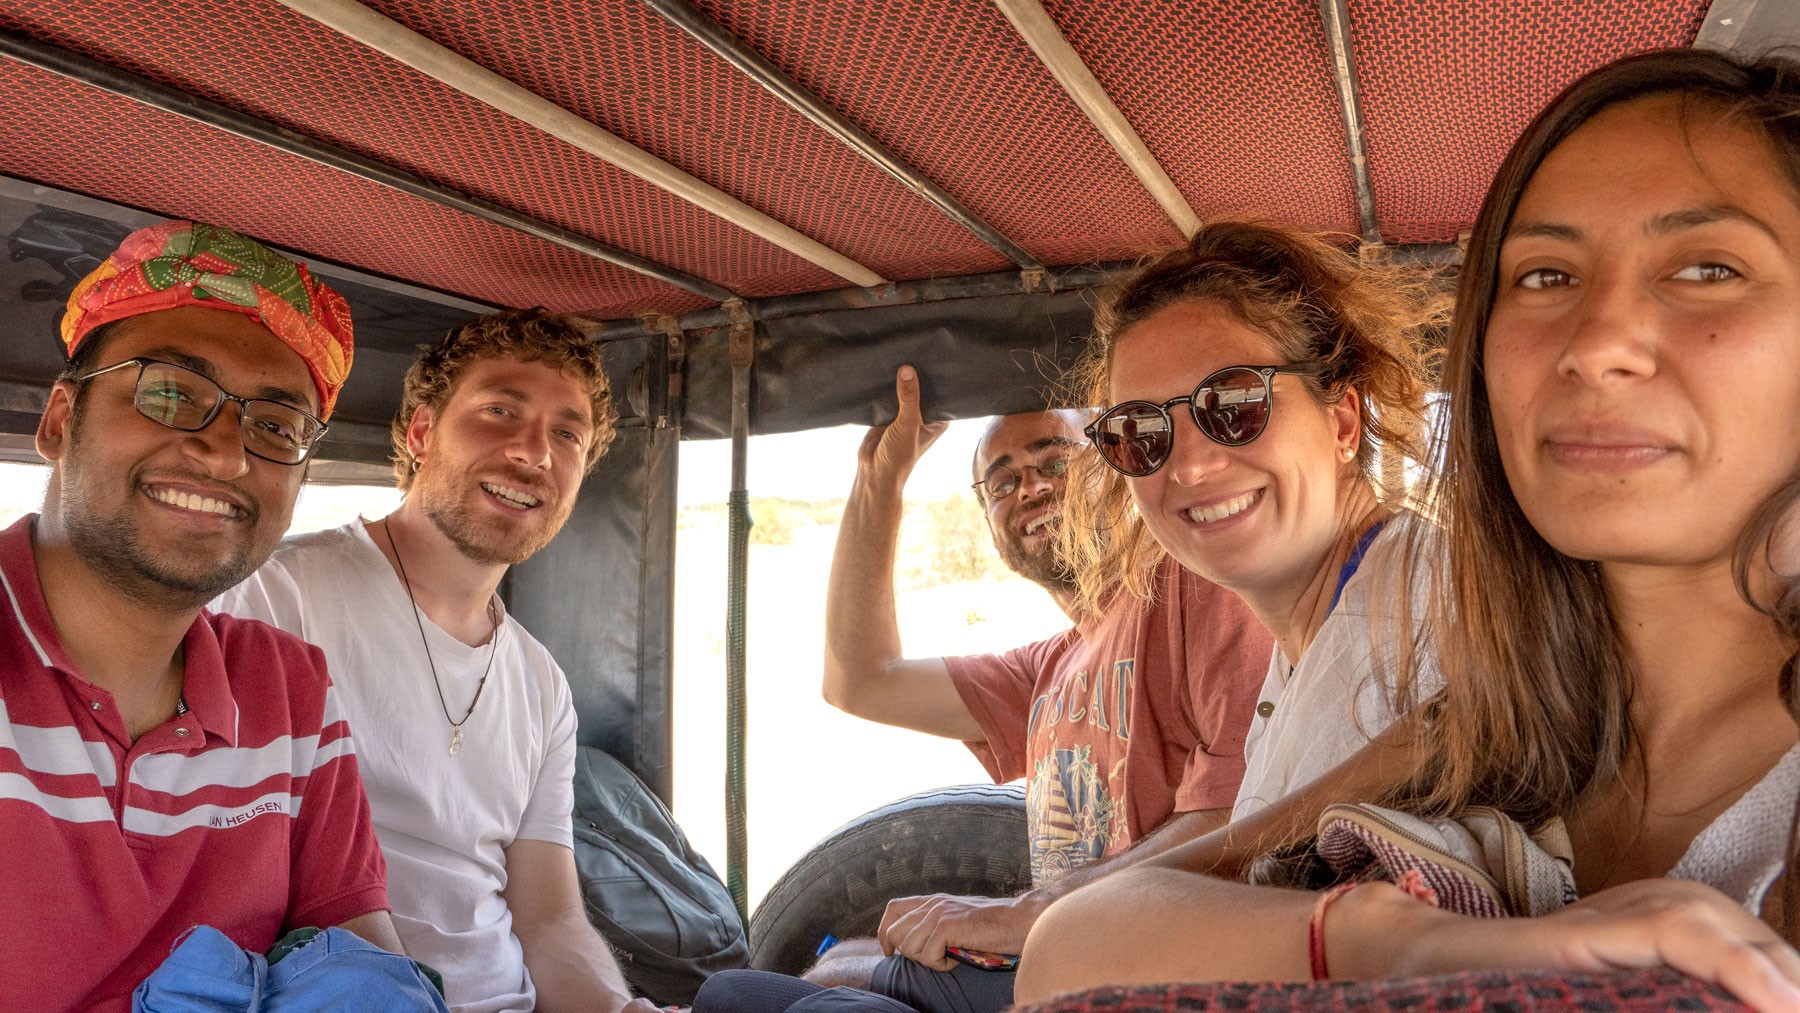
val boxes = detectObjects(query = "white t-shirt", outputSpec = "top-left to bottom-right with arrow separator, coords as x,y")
1234,520 -> 1440,819
214,521 -> 577,1013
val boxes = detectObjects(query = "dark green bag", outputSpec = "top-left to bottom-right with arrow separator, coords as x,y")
571,746 -> 748,1005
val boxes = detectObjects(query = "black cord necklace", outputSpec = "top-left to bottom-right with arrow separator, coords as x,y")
382,517 -> 500,756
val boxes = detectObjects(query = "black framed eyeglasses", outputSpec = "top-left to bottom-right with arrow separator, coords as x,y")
1084,364 -> 1319,478
971,454 -> 1070,502
77,357 -> 328,466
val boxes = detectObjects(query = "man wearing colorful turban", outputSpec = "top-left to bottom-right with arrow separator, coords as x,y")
0,220 -> 406,1011
60,219 -> 355,417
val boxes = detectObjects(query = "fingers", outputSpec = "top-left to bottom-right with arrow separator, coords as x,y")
1713,942 -> 1800,1013
891,365 -> 947,440
890,365 -> 927,437
856,422 -> 889,469
880,894 -> 956,970
895,913 -> 957,972
858,365 -> 947,481
1643,908 -> 1800,1013
894,365 -> 922,420
1559,882 -> 1800,1013
877,895 -> 929,953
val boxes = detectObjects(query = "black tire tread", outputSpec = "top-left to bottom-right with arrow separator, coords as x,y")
748,784 -> 1030,976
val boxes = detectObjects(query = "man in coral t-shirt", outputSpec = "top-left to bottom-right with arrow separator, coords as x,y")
810,366 -> 1270,1013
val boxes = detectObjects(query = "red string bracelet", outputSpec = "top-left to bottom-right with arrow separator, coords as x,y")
1307,870 -> 1439,980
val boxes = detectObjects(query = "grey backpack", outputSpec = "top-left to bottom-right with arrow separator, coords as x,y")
571,746 -> 749,1005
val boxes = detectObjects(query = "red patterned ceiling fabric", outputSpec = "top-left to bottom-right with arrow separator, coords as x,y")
0,0 -> 841,305
363,0 -> 1012,281
1350,0 -> 1710,244
1044,0 -> 1362,240
0,0 -> 1729,316
688,0 -> 1186,267
0,61 -> 710,319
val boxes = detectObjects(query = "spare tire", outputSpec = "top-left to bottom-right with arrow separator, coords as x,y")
748,784 -> 1031,976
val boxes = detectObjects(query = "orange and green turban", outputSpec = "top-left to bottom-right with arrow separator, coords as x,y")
61,221 -> 355,419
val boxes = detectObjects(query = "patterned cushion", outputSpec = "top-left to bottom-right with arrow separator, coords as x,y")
1015,968 -> 1747,1013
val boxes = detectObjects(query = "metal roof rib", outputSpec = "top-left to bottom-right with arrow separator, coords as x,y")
0,29 -> 736,306
639,0 -> 1041,271
276,0 -> 889,289
0,29 -> 737,307
993,0 -> 1200,239
1317,0 -> 1381,247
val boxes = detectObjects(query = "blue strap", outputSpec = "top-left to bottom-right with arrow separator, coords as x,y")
1328,521 -> 1387,613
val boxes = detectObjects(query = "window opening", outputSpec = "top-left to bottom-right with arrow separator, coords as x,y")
674,421 -> 1068,911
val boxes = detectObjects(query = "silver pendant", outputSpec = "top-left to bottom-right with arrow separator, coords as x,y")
449,727 -> 464,756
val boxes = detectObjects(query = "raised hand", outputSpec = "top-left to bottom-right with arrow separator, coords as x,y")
857,365 -> 949,490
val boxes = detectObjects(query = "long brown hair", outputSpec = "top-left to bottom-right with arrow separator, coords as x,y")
1057,220 -> 1438,616
1385,48 -> 1800,936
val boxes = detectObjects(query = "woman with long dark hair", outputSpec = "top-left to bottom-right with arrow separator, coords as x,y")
1017,48 -> 1800,1012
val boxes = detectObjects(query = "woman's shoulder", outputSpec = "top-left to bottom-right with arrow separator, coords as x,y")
1668,743 -> 1800,911
1339,510 -> 1439,615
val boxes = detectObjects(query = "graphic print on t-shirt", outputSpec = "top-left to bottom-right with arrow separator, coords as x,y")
1027,746 -> 1116,881
1023,658 -> 1135,881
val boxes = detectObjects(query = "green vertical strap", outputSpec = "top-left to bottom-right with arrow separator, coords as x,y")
725,488 -> 752,925
724,301 -> 754,928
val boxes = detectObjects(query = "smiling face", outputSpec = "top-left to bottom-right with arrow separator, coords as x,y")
1108,298 -> 1360,597
972,411 -> 1085,590
36,304 -> 316,609
407,355 -> 595,566
1484,94 -> 1800,572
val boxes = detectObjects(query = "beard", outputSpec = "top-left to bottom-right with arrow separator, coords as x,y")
414,465 -> 571,567
57,419 -> 268,614
993,522 -> 1077,597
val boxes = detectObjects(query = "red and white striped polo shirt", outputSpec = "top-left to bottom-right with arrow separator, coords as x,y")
0,516 -> 388,1010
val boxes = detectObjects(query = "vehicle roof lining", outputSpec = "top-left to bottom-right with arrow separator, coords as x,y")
0,0 -> 1731,329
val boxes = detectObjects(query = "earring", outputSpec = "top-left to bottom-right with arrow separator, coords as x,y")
411,458 -> 422,473
1342,446 -> 1356,461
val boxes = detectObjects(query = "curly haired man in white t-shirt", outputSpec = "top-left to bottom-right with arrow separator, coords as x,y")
218,308 -> 658,1013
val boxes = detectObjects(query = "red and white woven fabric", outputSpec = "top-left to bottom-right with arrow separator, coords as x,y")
1313,804 -> 1578,918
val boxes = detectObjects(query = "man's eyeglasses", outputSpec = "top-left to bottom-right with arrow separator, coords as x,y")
77,358 -> 328,466
972,455 -> 1070,502
1085,364 -> 1319,478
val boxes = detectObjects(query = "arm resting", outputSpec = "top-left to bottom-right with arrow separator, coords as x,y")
338,909 -> 406,954
502,838 -> 636,1013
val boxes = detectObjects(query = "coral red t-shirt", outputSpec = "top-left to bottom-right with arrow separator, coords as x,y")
945,559 -> 1271,885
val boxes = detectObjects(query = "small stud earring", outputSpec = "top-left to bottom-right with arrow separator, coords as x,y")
1342,446 -> 1355,461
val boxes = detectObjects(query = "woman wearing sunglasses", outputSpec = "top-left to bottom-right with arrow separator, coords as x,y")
1061,220 -> 1438,821
1018,48 -> 1800,1012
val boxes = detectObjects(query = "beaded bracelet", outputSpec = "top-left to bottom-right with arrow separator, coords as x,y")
1307,870 -> 1440,980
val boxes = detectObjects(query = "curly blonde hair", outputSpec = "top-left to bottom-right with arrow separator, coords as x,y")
1056,221 -> 1441,616
391,307 -> 618,489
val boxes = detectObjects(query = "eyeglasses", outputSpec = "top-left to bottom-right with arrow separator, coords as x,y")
972,454 -> 1070,502
77,358 -> 328,466
1085,364 -> 1319,478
